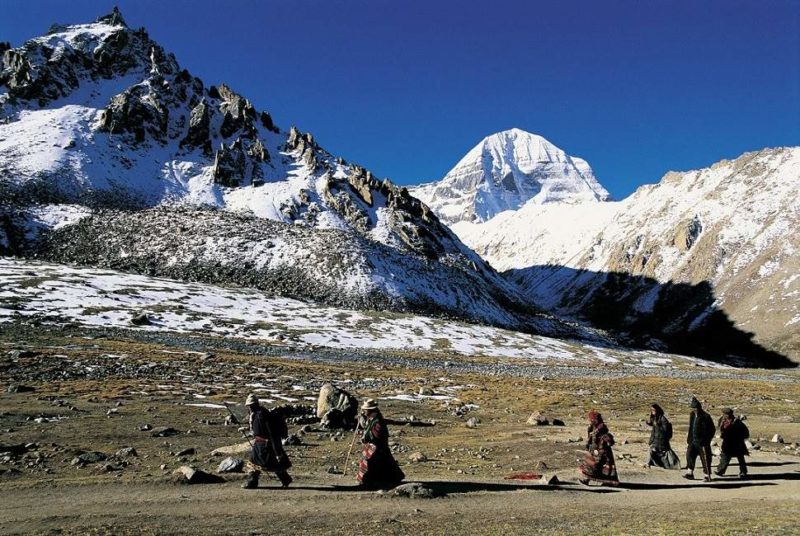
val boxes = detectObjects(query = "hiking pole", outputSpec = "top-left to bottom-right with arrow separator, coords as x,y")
224,402 -> 253,450
342,421 -> 361,477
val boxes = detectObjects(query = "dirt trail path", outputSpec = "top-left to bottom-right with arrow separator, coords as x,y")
2,457 -> 799,535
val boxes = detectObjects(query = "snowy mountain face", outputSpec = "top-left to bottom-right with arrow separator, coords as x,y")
454,148 -> 800,366
0,8 -> 475,262
0,9 -> 570,333
411,129 -> 610,225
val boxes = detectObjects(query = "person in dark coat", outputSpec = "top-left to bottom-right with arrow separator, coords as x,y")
242,393 -> 293,489
579,410 -> 619,486
356,399 -> 404,489
715,408 -> 749,479
646,403 -> 680,469
684,396 -> 715,481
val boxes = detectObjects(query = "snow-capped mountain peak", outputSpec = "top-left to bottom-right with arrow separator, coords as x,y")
411,128 -> 610,224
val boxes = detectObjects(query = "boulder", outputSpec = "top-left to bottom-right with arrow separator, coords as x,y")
465,417 -> 480,429
408,452 -> 428,463
131,312 -> 152,326
771,434 -> 784,444
316,383 -> 358,426
390,482 -> 437,499
72,451 -> 107,466
526,412 -> 549,426
210,441 -> 251,456
6,385 -> 35,394
151,426 -> 178,437
282,434 -> 302,447
172,465 -> 224,485
217,457 -> 244,473
539,474 -> 560,485
115,447 -> 138,458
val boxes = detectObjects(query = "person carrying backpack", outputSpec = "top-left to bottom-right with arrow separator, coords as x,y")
646,403 -> 680,469
716,408 -> 749,479
242,393 -> 293,489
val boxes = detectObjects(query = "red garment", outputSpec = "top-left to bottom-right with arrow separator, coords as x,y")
580,422 -> 619,485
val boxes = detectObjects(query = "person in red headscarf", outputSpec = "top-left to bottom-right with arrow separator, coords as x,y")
579,410 -> 619,486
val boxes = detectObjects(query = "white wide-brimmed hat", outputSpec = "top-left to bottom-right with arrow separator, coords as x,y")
361,398 -> 379,411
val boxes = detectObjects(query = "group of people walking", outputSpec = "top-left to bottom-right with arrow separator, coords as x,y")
239,392 -> 751,490
579,396 -> 751,486
241,394 -> 404,490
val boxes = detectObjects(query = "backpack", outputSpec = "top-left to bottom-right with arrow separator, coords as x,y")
266,409 -> 289,440
737,419 -> 750,440
664,420 -> 673,441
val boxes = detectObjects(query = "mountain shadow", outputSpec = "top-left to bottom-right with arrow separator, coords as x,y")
505,265 -> 796,369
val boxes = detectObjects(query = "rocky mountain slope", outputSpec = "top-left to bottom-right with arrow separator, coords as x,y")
411,128 -> 609,224
453,147 -> 800,366
0,9 -> 566,333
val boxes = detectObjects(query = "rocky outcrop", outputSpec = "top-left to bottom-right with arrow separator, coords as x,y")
212,140 -> 247,187
100,84 -> 169,143
0,13 -> 176,109
182,99 -> 212,154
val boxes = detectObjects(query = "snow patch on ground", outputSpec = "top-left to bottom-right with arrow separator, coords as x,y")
0,257 -> 726,368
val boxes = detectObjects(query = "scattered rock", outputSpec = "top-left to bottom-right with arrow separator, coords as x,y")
466,417 -> 480,429
327,465 -> 341,474
130,312 -> 153,326
151,426 -> 178,437
172,465 -> 224,485
408,452 -> 428,463
176,448 -> 195,457
539,474 -> 560,485
282,434 -> 302,446
6,385 -> 35,394
526,412 -> 549,426
217,457 -> 244,473
551,419 -> 565,426
7,350 -> 39,359
390,482 -> 437,499
771,434 -> 784,444
115,447 -> 137,458
72,451 -> 107,466
139,424 -> 152,432
210,441 -> 251,456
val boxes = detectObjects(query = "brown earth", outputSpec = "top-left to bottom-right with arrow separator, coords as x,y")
1,327 -> 799,535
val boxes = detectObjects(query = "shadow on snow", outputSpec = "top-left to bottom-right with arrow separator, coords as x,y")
505,265 -> 796,368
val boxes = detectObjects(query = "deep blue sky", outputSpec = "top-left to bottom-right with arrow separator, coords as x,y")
2,1 -> 799,198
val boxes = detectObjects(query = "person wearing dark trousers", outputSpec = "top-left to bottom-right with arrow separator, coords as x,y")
716,408 -> 749,479
242,393 -> 293,489
684,396 -> 715,482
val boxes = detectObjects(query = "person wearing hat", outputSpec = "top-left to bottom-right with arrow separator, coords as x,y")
242,393 -> 293,489
716,408 -> 750,479
356,398 -> 404,489
684,396 -> 715,481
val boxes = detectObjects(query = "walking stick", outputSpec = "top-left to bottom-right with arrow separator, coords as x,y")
342,421 -> 361,477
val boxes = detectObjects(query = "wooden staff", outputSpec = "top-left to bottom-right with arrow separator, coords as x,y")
342,421 -> 361,477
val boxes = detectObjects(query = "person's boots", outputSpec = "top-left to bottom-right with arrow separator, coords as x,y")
242,470 -> 260,489
682,470 -> 694,480
277,471 -> 293,488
